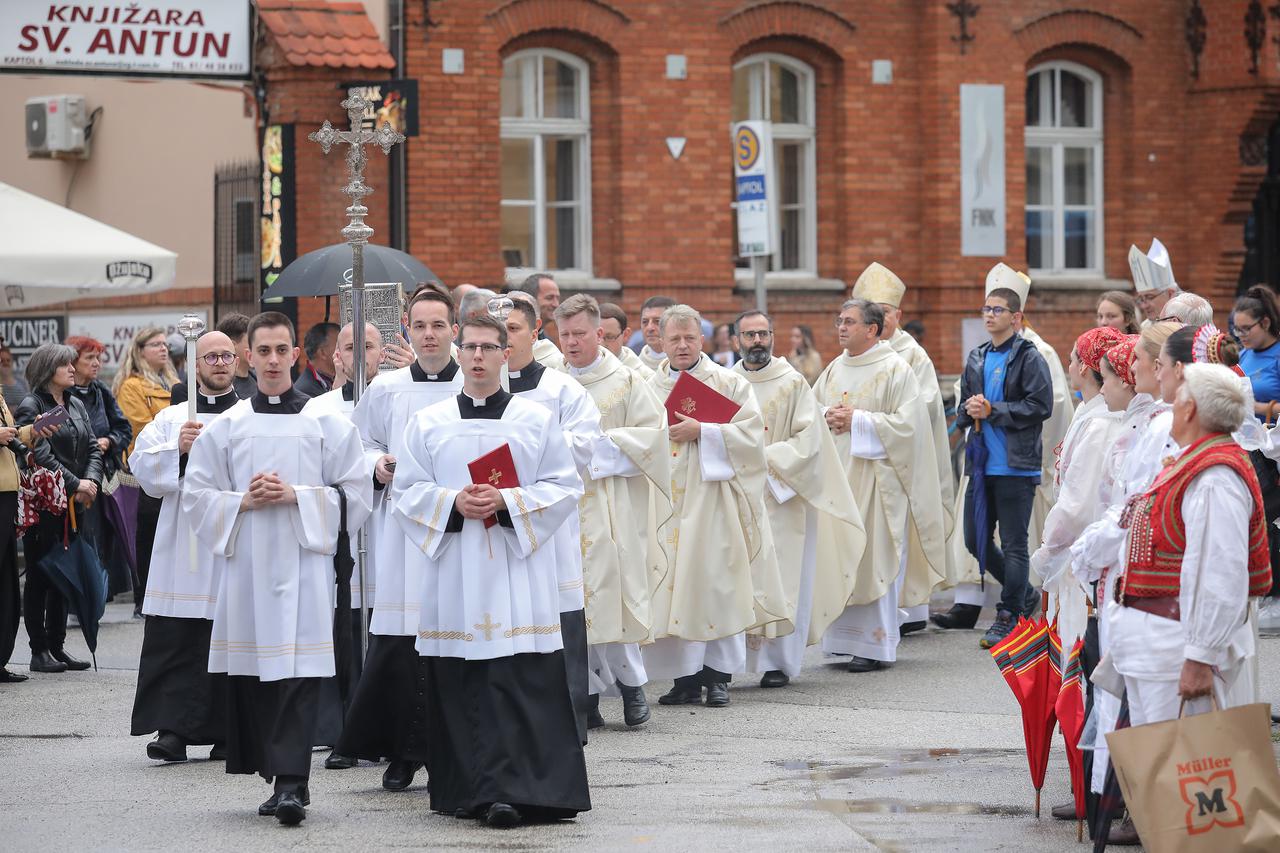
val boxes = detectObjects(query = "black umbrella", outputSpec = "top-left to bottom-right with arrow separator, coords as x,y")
36,504 -> 108,670
260,243 -> 439,299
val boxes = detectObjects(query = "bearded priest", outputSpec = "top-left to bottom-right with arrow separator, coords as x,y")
815,299 -> 947,673
642,305 -> 789,708
732,310 -> 867,688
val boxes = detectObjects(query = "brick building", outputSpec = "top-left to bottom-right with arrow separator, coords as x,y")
200,1 -> 1280,371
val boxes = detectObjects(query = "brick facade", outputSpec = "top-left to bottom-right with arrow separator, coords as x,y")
268,0 -> 1280,372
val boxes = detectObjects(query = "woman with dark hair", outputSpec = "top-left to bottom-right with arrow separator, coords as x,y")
65,336 -> 133,598
14,343 -> 103,673
787,324 -> 824,385
1096,291 -> 1141,335
710,322 -> 739,367
1234,285 -> 1280,423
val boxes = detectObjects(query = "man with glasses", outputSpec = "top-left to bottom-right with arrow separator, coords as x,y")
851,262 -> 955,635
129,331 -> 243,763
733,310 -> 867,688
391,314 -> 590,828
1129,238 -> 1181,326
952,284 -> 1054,649
815,299 -> 946,673
599,302 -> 648,374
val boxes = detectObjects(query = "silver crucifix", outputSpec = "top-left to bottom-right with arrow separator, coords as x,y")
308,87 -> 404,659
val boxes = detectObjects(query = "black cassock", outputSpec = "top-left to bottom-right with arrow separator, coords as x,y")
416,389 -> 591,819
130,389 -> 238,745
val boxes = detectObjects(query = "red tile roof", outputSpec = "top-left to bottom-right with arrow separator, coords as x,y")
259,0 -> 395,70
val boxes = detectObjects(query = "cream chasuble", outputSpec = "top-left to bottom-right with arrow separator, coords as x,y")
392,393 -> 584,660
182,396 -> 373,681
555,347 -> 672,646
617,346 -> 648,375
733,357 -> 867,646
351,363 -> 463,634
888,329 -> 956,538
533,336 -> 563,367
813,344 -> 947,610
646,355 -> 789,643
638,345 -> 665,373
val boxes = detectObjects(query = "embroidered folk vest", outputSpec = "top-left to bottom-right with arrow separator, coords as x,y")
1122,433 -> 1272,599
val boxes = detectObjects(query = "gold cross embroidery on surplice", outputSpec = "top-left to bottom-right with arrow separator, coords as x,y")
474,613 -> 503,641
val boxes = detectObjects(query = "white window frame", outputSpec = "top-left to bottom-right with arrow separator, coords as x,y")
731,53 -> 817,278
1025,61 -> 1105,278
500,48 -> 592,278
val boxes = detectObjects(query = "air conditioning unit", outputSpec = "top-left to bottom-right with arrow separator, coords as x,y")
25,95 -> 89,159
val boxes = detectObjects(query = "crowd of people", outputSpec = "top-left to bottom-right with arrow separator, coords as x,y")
0,242 -> 1276,845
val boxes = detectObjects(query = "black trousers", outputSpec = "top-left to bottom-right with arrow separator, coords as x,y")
964,475 -> 1038,616
133,493 -> 162,609
0,492 -> 19,670
22,512 -> 68,654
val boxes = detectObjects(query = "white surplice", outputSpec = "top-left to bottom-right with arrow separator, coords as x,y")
182,398 -> 373,681
392,393 -> 585,660
351,364 -> 463,634
130,395 -> 236,619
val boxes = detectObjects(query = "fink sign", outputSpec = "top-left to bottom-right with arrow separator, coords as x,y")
1,1 -> 252,79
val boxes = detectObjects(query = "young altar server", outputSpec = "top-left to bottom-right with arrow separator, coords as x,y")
182,312 -> 372,826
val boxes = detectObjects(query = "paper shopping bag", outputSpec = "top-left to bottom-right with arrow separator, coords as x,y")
1106,702 -> 1280,852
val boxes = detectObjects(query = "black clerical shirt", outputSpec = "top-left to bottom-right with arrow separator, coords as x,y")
445,388 -> 515,530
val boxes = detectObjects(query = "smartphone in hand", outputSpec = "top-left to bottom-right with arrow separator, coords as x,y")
32,405 -> 69,433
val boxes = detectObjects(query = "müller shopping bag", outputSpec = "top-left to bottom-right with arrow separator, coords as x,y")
1107,700 -> 1280,852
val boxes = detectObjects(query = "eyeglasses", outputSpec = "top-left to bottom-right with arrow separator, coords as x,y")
835,318 -> 864,329
200,352 -> 236,365
459,342 -> 504,354
144,340 -> 169,349
603,332 -> 622,343
1235,319 -> 1259,335
738,330 -> 772,342
980,306 -> 1011,317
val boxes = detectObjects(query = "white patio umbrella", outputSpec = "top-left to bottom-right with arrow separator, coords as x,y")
0,182 -> 177,309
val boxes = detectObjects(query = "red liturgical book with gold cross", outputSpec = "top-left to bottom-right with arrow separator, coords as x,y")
664,371 -> 741,427
467,443 -> 519,529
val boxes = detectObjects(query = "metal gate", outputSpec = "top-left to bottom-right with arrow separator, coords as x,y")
212,162 -> 260,321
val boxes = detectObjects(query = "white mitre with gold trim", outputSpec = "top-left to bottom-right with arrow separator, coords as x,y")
851,262 -> 906,308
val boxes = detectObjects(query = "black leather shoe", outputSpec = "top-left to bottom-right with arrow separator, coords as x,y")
275,791 -> 306,825
324,751 -> 356,769
847,656 -> 884,673
899,620 -> 927,636
759,670 -> 790,688
50,648 -> 90,671
146,731 -> 188,762
704,681 -> 730,707
929,603 -> 981,630
29,650 -> 67,673
1050,800 -> 1078,821
208,743 -> 226,761
658,682 -> 703,705
259,786 -> 309,816
619,682 -> 650,726
1107,816 -> 1141,845
0,668 -> 29,683
485,802 -> 522,828
586,693 -> 605,729
382,760 -> 420,791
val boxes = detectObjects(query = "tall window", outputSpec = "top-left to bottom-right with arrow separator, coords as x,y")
500,49 -> 591,274
731,54 -> 816,274
1025,62 -> 1104,275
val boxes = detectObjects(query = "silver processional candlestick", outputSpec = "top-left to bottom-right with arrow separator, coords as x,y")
308,88 -> 405,659
177,313 -> 206,424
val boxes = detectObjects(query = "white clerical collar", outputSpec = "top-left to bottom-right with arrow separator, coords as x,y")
569,352 -> 603,376
508,369 -> 521,378
465,392 -> 487,407
268,394 -> 282,404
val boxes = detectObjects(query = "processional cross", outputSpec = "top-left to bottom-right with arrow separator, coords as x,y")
307,89 -> 404,660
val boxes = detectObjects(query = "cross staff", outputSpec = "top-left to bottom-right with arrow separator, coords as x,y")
308,87 -> 405,659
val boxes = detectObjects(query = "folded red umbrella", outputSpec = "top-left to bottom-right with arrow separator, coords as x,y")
1056,636 -> 1088,839
991,616 -> 1058,817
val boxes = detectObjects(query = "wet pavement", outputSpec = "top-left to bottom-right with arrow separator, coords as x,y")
2,600 -> 1278,851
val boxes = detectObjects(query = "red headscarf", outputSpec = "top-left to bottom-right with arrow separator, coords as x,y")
1103,335 -> 1140,386
1074,326 -> 1126,373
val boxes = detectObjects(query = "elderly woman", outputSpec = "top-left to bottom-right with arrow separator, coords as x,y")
65,336 -> 134,598
1108,363 -> 1271,727
113,327 -> 177,617
14,343 -> 103,674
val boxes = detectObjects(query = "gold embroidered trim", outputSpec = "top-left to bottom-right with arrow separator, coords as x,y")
512,488 -> 538,549
417,629 -> 475,642
503,624 -> 561,638
421,491 -> 449,553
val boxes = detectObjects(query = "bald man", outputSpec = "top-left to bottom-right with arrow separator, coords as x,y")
130,330 -> 243,762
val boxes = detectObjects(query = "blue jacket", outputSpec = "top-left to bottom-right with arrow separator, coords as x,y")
954,335 -> 1053,474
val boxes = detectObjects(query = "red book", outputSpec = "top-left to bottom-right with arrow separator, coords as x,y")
664,371 -> 741,427
467,443 -> 519,529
